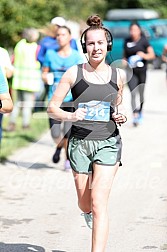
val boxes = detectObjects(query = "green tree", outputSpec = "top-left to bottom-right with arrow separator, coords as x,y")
0,0 -> 166,50
106,0 -> 141,9
139,0 -> 167,17
0,0 -> 107,49
105,0 -> 167,18
0,0 -> 63,48
60,0 -> 107,20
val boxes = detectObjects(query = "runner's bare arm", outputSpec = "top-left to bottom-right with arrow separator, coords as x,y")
0,93 -> 13,114
137,46 -> 155,61
47,65 -> 87,122
42,67 -> 49,84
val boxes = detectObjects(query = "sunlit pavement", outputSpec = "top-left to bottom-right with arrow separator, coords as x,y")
0,69 -> 167,252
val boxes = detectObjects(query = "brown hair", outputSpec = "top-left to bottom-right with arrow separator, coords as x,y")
83,14 -> 105,41
86,14 -> 103,28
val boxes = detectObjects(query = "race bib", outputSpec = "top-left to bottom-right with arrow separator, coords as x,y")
78,100 -> 110,122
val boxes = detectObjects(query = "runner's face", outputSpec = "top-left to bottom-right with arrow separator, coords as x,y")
86,29 -> 107,63
56,28 -> 71,47
130,24 -> 141,41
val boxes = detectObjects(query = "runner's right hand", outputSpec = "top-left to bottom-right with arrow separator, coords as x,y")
71,108 -> 87,121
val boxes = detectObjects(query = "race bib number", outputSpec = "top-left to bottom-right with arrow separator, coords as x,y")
78,100 -> 110,122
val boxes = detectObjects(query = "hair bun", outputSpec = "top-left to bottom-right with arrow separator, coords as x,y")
86,14 -> 103,27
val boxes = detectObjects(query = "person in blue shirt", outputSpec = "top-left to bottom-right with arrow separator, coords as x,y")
37,17 -> 78,66
42,25 -> 83,171
37,17 -> 78,110
0,66 -> 13,141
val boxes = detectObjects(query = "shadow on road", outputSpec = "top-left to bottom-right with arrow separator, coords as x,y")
145,109 -> 167,115
0,242 -> 45,251
6,160 -> 54,169
52,250 -> 67,252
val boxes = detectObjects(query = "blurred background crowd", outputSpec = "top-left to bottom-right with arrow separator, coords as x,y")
0,0 -> 167,165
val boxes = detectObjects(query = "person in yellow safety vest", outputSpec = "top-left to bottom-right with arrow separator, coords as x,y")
7,28 -> 41,131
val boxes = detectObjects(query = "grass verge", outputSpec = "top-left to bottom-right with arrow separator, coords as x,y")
0,112 -> 49,162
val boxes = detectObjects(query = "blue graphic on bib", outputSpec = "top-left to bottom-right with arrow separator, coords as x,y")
78,100 -> 110,122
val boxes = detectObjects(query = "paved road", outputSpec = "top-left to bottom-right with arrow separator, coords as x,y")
0,69 -> 167,252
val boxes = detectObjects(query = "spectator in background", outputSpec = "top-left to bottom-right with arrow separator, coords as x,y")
42,25 -> 83,171
37,17 -> 79,106
162,44 -> 167,82
0,46 -> 14,141
123,22 -> 155,126
0,46 -> 14,97
38,17 -> 78,65
7,28 -> 41,131
0,66 -> 13,142
0,47 -> 14,80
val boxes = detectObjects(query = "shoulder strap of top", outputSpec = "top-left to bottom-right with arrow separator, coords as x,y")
109,67 -> 119,91
76,63 -> 84,80
111,67 -> 117,84
73,64 -> 83,86
71,63 -> 84,88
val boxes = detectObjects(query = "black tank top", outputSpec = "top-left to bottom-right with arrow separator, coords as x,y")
70,64 -> 119,140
